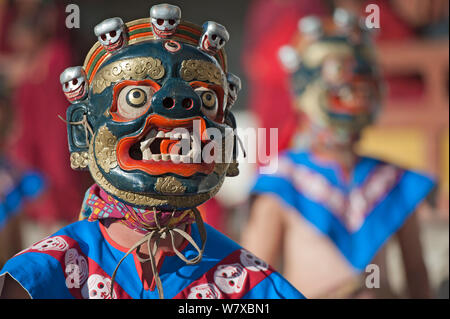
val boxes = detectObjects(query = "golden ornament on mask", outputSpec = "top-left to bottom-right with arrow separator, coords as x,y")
154,176 -> 186,195
94,125 -> 118,173
180,60 -> 224,86
70,151 -> 89,170
92,57 -> 165,94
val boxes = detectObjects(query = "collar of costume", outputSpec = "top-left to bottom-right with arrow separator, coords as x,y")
81,184 -> 195,234
80,183 -> 207,299
251,150 -> 435,270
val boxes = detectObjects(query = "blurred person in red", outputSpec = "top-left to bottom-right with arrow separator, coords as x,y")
0,0 -> 89,233
0,76 -> 44,266
242,0 -> 328,153
242,8 -> 435,298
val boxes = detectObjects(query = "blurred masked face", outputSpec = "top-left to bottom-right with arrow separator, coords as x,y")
291,40 -> 382,150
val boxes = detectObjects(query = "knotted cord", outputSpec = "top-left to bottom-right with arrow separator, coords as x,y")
58,113 -> 94,147
109,207 -> 207,299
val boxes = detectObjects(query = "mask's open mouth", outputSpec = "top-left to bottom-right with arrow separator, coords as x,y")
326,78 -> 377,116
115,114 -> 216,177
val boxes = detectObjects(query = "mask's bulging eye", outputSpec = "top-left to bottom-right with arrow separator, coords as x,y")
195,87 -> 218,120
201,91 -> 216,109
126,88 -> 148,107
117,85 -> 154,120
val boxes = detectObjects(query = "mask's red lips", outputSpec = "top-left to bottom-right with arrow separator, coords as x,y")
115,114 -> 215,177
327,78 -> 377,116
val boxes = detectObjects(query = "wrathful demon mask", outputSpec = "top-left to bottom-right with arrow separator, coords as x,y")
279,9 -> 382,146
60,3 -> 241,212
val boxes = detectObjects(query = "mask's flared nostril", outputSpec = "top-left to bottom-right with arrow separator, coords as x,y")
162,97 -> 175,109
182,98 -> 193,109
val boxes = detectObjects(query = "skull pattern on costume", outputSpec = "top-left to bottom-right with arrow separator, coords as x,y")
240,249 -> 269,272
31,236 -> 69,252
64,248 -> 89,288
187,283 -> 222,299
81,274 -> 116,299
214,263 -> 247,294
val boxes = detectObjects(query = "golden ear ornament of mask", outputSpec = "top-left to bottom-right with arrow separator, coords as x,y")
180,60 -> 224,86
94,125 -> 118,173
92,57 -> 165,94
70,152 -> 89,170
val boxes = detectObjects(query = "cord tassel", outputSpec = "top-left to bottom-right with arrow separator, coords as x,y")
109,207 -> 207,299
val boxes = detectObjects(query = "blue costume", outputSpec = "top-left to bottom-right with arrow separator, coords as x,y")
0,157 -> 44,229
0,219 -> 304,299
252,150 -> 435,271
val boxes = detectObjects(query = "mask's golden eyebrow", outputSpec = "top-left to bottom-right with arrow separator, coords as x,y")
179,60 -> 224,86
92,57 -> 165,94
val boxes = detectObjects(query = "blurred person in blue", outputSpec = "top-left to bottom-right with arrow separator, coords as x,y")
242,9 -> 434,298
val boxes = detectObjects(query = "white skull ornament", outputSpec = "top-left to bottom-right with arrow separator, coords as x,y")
333,8 -> 358,30
278,45 -> 301,72
187,283 -> 222,299
81,274 -> 116,299
94,17 -> 127,52
199,21 -> 229,55
214,263 -> 247,294
240,249 -> 269,272
298,16 -> 323,38
150,4 -> 181,39
60,66 -> 88,103
226,73 -> 241,109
